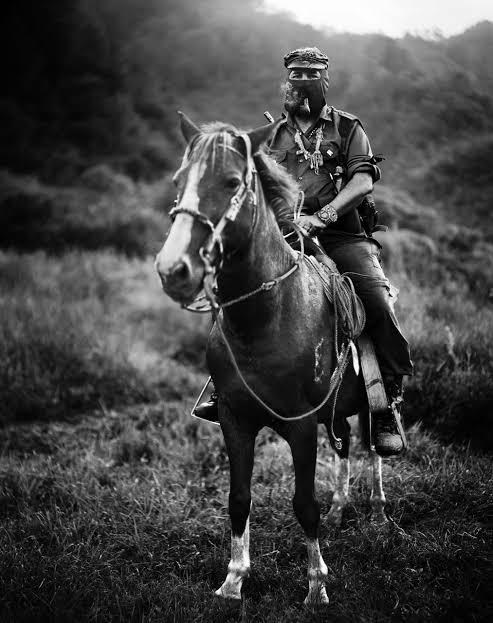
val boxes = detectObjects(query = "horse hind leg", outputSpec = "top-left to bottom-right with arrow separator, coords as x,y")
327,453 -> 350,528
325,418 -> 350,528
356,409 -> 388,525
215,412 -> 257,601
370,451 -> 388,525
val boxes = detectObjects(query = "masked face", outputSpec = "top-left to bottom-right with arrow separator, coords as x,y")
283,68 -> 326,119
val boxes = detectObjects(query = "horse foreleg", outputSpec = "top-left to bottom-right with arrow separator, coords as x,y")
215,412 -> 257,601
284,419 -> 329,606
370,451 -> 388,524
327,454 -> 350,528
215,518 -> 250,601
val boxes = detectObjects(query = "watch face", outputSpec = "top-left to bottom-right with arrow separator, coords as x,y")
320,205 -> 336,223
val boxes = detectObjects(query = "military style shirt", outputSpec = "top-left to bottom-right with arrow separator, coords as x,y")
268,105 -> 381,237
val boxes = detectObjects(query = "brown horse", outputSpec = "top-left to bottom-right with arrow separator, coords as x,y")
155,113 -> 389,606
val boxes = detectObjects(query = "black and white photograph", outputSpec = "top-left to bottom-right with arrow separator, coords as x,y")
0,1 -> 492,621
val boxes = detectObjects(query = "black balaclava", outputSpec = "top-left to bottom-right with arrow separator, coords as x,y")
283,47 -> 329,120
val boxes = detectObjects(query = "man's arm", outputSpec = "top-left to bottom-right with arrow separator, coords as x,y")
314,122 -> 380,226
295,121 -> 379,234
316,171 -> 373,222
297,171 -> 373,231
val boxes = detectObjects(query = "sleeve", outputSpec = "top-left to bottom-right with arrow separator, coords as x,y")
345,122 -> 381,183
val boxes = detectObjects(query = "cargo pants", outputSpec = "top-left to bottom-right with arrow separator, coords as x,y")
319,235 -> 413,378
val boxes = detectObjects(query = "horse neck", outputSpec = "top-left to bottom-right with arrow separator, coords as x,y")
217,188 -> 296,333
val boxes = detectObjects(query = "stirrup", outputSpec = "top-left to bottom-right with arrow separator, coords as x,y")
191,377 -> 220,425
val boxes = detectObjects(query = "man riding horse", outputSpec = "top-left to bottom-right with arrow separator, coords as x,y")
195,46 -> 413,456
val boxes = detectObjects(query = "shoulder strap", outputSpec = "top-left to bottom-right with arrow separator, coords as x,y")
331,108 -> 362,157
266,116 -> 287,150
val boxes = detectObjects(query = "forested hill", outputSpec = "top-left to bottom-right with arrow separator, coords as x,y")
1,0 -> 493,232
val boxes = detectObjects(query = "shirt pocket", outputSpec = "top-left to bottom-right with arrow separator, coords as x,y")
319,141 -> 343,177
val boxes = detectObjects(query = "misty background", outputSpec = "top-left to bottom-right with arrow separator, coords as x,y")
0,1 -> 492,621
2,1 -> 493,263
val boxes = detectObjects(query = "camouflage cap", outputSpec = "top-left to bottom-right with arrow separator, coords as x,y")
283,47 -> 329,70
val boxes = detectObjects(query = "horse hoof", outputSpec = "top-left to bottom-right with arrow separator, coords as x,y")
214,586 -> 242,603
327,507 -> 344,528
304,586 -> 330,607
370,511 -> 389,527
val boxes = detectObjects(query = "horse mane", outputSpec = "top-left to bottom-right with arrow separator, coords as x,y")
253,151 -> 299,223
181,122 -> 299,225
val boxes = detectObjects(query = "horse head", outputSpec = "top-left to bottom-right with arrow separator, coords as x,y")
155,112 -> 280,305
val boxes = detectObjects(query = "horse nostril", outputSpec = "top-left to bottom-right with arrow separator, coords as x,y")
170,259 -> 191,283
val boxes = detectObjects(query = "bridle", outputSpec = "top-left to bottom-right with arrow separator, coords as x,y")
168,131 -> 349,444
169,132 -> 304,312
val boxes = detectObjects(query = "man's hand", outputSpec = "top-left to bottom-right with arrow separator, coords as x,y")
295,214 -> 325,237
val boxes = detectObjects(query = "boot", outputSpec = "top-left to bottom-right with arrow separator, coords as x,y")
372,376 -> 405,457
193,391 -> 219,423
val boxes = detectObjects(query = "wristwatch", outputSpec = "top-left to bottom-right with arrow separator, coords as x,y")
316,203 -> 338,224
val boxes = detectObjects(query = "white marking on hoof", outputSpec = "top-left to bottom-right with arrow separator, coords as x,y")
305,538 -> 329,606
327,503 -> 345,528
304,585 -> 330,606
214,584 -> 242,601
370,453 -> 387,525
370,504 -> 389,526
217,520 -> 250,602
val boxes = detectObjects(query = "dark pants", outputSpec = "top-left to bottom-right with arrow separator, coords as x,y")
320,236 -> 413,378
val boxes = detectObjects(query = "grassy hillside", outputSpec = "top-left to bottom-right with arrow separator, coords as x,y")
0,250 -> 209,424
1,408 -> 491,622
0,251 -> 491,622
1,248 -> 492,443
408,134 -> 493,239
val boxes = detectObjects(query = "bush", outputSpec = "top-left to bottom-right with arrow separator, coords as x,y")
0,251 -> 159,423
393,274 -> 493,451
0,170 -> 167,257
79,164 -> 135,194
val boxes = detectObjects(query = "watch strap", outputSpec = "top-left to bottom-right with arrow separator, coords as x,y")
317,203 -> 338,224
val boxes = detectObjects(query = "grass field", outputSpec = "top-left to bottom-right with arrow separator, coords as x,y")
0,250 -> 492,622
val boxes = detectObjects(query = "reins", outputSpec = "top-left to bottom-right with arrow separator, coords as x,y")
210,297 -> 351,441
172,132 -> 354,448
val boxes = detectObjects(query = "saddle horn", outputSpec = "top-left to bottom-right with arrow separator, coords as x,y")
178,110 -> 200,143
247,118 -> 283,154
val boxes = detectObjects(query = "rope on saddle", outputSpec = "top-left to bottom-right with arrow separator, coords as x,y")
304,255 -> 366,341
207,250 -> 364,450
301,254 -> 366,450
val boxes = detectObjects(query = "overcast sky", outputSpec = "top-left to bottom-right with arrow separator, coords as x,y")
262,0 -> 493,38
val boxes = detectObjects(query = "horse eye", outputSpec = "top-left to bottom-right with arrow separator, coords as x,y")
225,177 -> 241,190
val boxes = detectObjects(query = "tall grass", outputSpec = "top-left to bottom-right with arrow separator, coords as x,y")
0,406 -> 491,622
383,251 -> 493,451
0,246 -> 491,621
1,242 -> 491,448
0,168 -> 173,257
0,251 -> 208,423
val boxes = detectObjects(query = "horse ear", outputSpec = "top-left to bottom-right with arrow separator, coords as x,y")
247,118 -> 283,154
177,110 -> 200,143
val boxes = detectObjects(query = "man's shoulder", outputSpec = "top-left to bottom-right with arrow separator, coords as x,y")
330,107 -> 361,124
